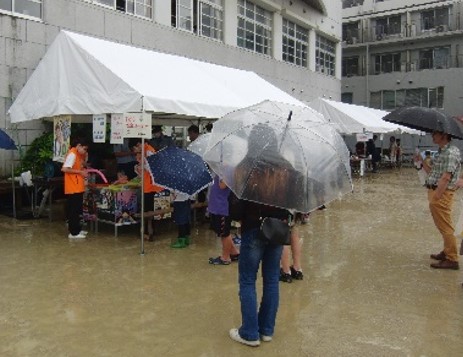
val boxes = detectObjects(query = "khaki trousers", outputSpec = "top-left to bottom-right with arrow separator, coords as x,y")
428,189 -> 459,262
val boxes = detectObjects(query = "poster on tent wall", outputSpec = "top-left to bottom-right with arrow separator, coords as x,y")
93,114 -> 106,143
53,115 -> 71,162
123,113 -> 151,138
110,113 -> 124,144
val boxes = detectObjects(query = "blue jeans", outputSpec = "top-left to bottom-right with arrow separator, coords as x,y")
238,228 -> 283,341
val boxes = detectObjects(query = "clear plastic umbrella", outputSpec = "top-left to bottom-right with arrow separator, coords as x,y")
203,100 -> 353,213
186,133 -> 211,158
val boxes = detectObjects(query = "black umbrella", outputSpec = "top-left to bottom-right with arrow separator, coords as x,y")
383,106 -> 463,139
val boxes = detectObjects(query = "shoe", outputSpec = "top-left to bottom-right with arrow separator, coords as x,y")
279,269 -> 292,283
232,234 -> 242,245
229,328 -> 260,347
68,233 -> 86,239
230,253 -> 240,262
430,259 -> 459,270
208,256 -> 231,265
301,213 -> 310,224
184,236 -> 190,246
430,251 -> 446,261
171,237 -> 187,248
79,230 -> 88,236
260,334 -> 272,342
144,234 -> 154,242
290,266 -> 303,280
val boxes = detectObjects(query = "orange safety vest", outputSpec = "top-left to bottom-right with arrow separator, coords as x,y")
143,143 -> 164,193
63,147 -> 85,194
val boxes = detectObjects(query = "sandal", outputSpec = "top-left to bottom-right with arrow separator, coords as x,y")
208,256 -> 231,265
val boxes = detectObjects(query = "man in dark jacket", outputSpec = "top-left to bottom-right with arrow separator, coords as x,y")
150,125 -> 174,151
366,135 -> 380,173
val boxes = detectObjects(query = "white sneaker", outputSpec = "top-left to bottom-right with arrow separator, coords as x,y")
79,230 -> 88,236
260,334 -> 272,342
229,328 -> 260,347
68,233 -> 86,239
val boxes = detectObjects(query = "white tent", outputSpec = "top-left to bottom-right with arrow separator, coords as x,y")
307,98 -> 420,135
8,30 -> 304,124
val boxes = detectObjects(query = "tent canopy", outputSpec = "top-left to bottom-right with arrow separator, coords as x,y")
8,30 -> 304,125
307,98 -> 421,135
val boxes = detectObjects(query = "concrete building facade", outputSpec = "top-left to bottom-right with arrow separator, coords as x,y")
341,0 -> 463,118
0,0 -> 341,176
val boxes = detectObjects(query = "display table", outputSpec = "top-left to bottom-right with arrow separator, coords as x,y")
84,184 -> 140,237
84,184 -> 175,237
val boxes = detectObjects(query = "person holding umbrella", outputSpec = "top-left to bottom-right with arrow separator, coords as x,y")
228,124 -> 297,346
384,107 -> 463,271
416,130 -> 461,270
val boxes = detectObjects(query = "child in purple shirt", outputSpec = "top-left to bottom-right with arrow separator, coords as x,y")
208,175 -> 240,265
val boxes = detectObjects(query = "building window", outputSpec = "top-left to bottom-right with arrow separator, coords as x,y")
237,0 -> 272,55
341,92 -> 353,104
419,47 -> 450,70
343,21 -> 359,43
421,7 -> 449,31
171,0 -> 224,41
0,0 -> 42,19
315,34 -> 336,76
93,0 -> 153,19
375,15 -> 401,38
282,19 -> 308,67
342,56 -> 359,77
370,87 -> 444,109
374,53 -> 401,74
342,0 -> 364,8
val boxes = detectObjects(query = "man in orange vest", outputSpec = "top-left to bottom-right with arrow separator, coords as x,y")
129,138 -> 164,241
61,137 -> 89,239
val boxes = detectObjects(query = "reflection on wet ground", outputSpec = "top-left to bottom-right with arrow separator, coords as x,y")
1,168 -> 462,356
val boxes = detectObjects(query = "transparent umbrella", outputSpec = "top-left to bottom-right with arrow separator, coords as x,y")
203,100 -> 353,213
186,133 -> 211,158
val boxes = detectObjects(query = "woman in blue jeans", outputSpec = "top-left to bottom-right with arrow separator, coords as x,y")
228,123 -> 300,346
229,199 -> 291,347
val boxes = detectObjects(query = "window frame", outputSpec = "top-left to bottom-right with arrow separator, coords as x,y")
91,0 -> 153,19
172,0 -> 224,41
370,87 -> 445,109
0,0 -> 43,20
315,34 -> 336,76
282,18 -> 309,67
237,0 -> 273,56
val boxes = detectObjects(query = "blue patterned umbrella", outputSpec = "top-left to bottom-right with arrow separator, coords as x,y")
146,146 -> 213,196
0,129 -> 17,150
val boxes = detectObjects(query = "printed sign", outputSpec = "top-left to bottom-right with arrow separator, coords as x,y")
53,115 -> 71,163
110,113 -> 124,144
355,132 -> 373,142
123,113 -> 151,138
93,114 -> 107,143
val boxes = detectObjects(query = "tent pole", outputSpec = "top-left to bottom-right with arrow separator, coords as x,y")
140,137 -> 145,256
11,162 -> 16,219
140,100 -> 145,256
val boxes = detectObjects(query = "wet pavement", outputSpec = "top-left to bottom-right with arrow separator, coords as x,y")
1,168 -> 462,356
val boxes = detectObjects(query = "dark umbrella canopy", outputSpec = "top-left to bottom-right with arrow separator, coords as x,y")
0,129 -> 17,150
383,106 -> 463,139
146,146 -> 213,196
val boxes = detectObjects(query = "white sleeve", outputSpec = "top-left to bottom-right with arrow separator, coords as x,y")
63,152 -> 76,168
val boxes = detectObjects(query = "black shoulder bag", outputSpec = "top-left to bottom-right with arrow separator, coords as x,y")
258,217 -> 291,246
